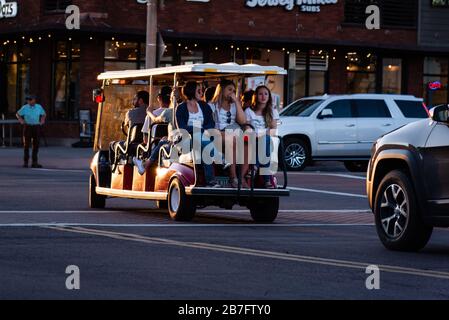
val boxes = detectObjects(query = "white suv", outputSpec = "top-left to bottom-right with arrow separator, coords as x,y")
278,94 -> 427,171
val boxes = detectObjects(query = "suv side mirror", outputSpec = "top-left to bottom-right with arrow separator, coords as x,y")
93,88 -> 105,103
318,109 -> 333,119
430,105 -> 449,123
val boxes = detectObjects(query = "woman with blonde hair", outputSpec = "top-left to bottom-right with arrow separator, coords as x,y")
210,79 -> 247,188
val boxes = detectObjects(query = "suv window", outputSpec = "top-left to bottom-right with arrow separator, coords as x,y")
354,99 -> 391,118
395,100 -> 428,118
281,99 -> 323,117
322,100 -> 353,118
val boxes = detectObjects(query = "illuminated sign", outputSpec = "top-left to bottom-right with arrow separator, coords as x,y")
0,0 -> 17,19
245,0 -> 338,12
428,81 -> 442,91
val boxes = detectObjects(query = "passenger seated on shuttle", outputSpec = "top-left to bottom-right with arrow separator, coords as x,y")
109,90 -> 149,164
175,81 -> 222,188
141,86 -> 171,145
133,87 -> 180,175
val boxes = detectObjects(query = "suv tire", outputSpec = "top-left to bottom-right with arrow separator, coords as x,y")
374,170 -> 433,251
283,138 -> 310,171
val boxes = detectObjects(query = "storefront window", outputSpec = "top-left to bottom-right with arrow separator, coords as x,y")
3,44 -> 30,116
180,46 -> 203,65
288,50 -> 328,102
382,58 -> 402,94
159,43 -> 174,67
104,41 -> 144,71
423,57 -> 448,105
52,41 -> 81,120
309,50 -> 328,97
346,52 -> 377,93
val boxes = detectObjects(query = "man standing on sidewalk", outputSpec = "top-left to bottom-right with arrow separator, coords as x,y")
16,94 -> 46,168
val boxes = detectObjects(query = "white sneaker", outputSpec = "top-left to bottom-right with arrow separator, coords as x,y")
132,157 -> 146,175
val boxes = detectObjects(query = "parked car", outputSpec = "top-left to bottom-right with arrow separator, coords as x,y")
278,94 -> 428,171
367,104 -> 449,251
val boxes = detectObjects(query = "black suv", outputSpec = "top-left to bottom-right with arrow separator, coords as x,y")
367,105 -> 449,251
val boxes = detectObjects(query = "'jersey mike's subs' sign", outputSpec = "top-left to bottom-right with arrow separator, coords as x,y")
245,0 -> 338,12
0,0 -> 17,19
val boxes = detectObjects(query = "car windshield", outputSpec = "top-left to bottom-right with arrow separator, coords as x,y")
280,99 -> 324,117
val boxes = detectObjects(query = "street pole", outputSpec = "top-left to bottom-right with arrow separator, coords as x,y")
145,0 -> 157,69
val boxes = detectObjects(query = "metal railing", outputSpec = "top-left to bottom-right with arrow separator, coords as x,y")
1,114 -> 19,147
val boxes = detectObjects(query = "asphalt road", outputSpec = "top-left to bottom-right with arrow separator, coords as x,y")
1,147 -> 449,300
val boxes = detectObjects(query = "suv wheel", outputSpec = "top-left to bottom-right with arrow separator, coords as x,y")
374,170 -> 433,251
283,138 -> 310,171
344,161 -> 368,172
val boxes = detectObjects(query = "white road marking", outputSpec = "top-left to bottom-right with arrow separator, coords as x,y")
0,223 -> 373,227
280,172 -> 366,180
45,226 -> 449,280
288,187 -> 367,198
200,209 -> 371,213
0,209 -> 371,214
30,168 -> 88,173
0,211 -> 123,214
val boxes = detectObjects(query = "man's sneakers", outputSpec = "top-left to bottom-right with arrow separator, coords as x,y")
132,157 -> 146,175
23,162 -> 28,168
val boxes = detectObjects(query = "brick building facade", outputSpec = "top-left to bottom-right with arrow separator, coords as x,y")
0,0 -> 448,143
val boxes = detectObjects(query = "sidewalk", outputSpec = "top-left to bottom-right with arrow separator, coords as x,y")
0,146 -> 94,170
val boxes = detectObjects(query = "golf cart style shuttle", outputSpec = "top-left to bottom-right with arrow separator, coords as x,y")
89,63 -> 289,222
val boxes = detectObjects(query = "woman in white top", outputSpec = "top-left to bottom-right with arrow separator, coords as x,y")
210,80 -> 246,188
243,85 -> 279,188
